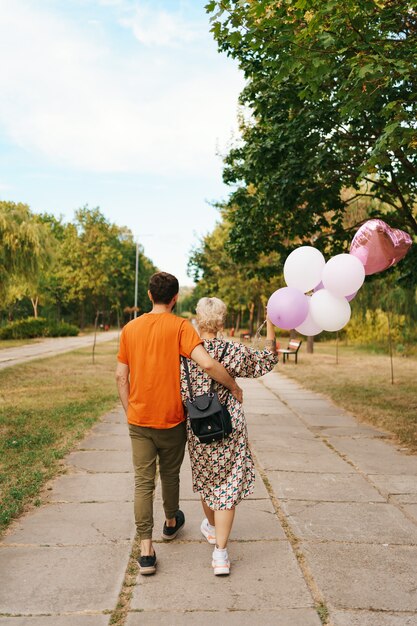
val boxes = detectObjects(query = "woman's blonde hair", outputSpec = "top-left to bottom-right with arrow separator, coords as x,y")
196,297 -> 227,334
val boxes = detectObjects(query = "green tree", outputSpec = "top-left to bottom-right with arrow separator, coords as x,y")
188,220 -> 280,333
0,205 -> 157,327
206,0 -> 417,264
56,207 -> 156,327
0,202 -> 52,314
33,214 -> 70,321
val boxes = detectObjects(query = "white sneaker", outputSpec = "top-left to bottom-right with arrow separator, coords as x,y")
212,547 -> 230,576
200,518 -> 216,545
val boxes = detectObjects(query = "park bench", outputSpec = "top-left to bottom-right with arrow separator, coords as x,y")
239,332 -> 252,341
278,339 -> 302,364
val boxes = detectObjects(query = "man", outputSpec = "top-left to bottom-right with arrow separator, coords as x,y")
116,272 -> 243,575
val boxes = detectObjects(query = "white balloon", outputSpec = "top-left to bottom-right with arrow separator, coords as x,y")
284,246 -> 326,293
322,253 -> 365,297
310,289 -> 351,332
295,301 -> 323,336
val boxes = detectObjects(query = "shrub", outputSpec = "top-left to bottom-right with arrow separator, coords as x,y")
0,318 -> 49,339
0,317 -> 79,340
46,322 -> 79,337
344,309 -> 405,347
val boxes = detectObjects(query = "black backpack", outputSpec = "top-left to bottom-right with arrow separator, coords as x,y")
181,344 -> 233,444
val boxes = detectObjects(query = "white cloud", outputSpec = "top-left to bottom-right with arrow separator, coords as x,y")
120,6 -> 202,47
0,2 -> 243,176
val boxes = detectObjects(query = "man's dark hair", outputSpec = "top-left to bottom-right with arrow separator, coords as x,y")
148,272 -> 179,304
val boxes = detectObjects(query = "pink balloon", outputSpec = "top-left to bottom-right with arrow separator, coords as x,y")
350,219 -> 412,276
267,287 -> 309,330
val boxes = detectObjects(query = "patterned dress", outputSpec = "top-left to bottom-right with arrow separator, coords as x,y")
180,338 -> 278,510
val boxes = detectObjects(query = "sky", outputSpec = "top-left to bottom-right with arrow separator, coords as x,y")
0,0 -> 244,284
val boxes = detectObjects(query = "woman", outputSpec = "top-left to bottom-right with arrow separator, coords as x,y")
180,297 -> 278,576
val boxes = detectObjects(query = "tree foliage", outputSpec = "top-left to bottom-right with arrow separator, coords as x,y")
0,205 -> 156,326
0,202 -> 52,301
188,220 -> 281,332
206,0 -> 417,264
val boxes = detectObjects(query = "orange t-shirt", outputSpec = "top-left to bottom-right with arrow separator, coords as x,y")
117,312 -> 203,429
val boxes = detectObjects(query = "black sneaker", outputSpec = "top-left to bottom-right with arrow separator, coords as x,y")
162,509 -> 185,541
138,551 -> 157,576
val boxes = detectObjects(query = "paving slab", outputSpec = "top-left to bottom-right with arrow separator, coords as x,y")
153,497 -> 285,542
254,443 -> 352,473
262,371 -> 302,388
280,391 -> 326,400
257,434 -> 330,453
392,494 -> 417,505
126,608 -> 322,625
282,399 -> 350,415
243,387 -> 278,397
78,433 -> 131,451
102,409 -> 126,423
248,420 -> 315,439
327,437 -> 417,475
248,424 -> 316,443
268,470 -> 385,503
262,387 -> 329,403
266,386 -> 321,397
243,386 -> 277,395
47,471 -> 134,502
311,424 -> 390,438
91,422 -> 129,435
404,504 -> 417,523
296,413 -> 361,428
265,384 -> 295,391
368,475 -> 417,501
302,542 -> 417,611
2,502 -> 135,545
330,610 -> 417,626
244,399 -> 281,408
131,541 -> 314,611
66,450 -> 132,472
242,401 -> 285,415
0,544 -> 130,613
244,389 -> 285,400
0,617 -> 109,626
245,407 -> 296,421
283,501 -> 417,543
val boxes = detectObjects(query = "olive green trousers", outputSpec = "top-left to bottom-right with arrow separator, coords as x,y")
129,421 -> 186,540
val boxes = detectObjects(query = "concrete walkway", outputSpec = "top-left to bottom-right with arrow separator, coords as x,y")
0,331 -> 119,370
1,371 -> 417,625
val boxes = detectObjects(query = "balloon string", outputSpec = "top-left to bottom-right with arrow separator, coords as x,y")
254,319 -> 267,348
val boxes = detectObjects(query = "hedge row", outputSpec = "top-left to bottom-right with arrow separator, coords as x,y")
0,317 -> 79,340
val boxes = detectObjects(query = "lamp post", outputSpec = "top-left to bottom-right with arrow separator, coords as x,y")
134,241 -> 139,319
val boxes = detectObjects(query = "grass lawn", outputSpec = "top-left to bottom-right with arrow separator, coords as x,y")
0,340 -> 120,533
277,340 -> 417,451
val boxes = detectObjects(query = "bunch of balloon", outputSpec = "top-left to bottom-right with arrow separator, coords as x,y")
267,246 -> 366,336
267,220 -> 412,337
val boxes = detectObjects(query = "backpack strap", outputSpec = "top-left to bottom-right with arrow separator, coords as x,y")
181,355 -> 194,400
